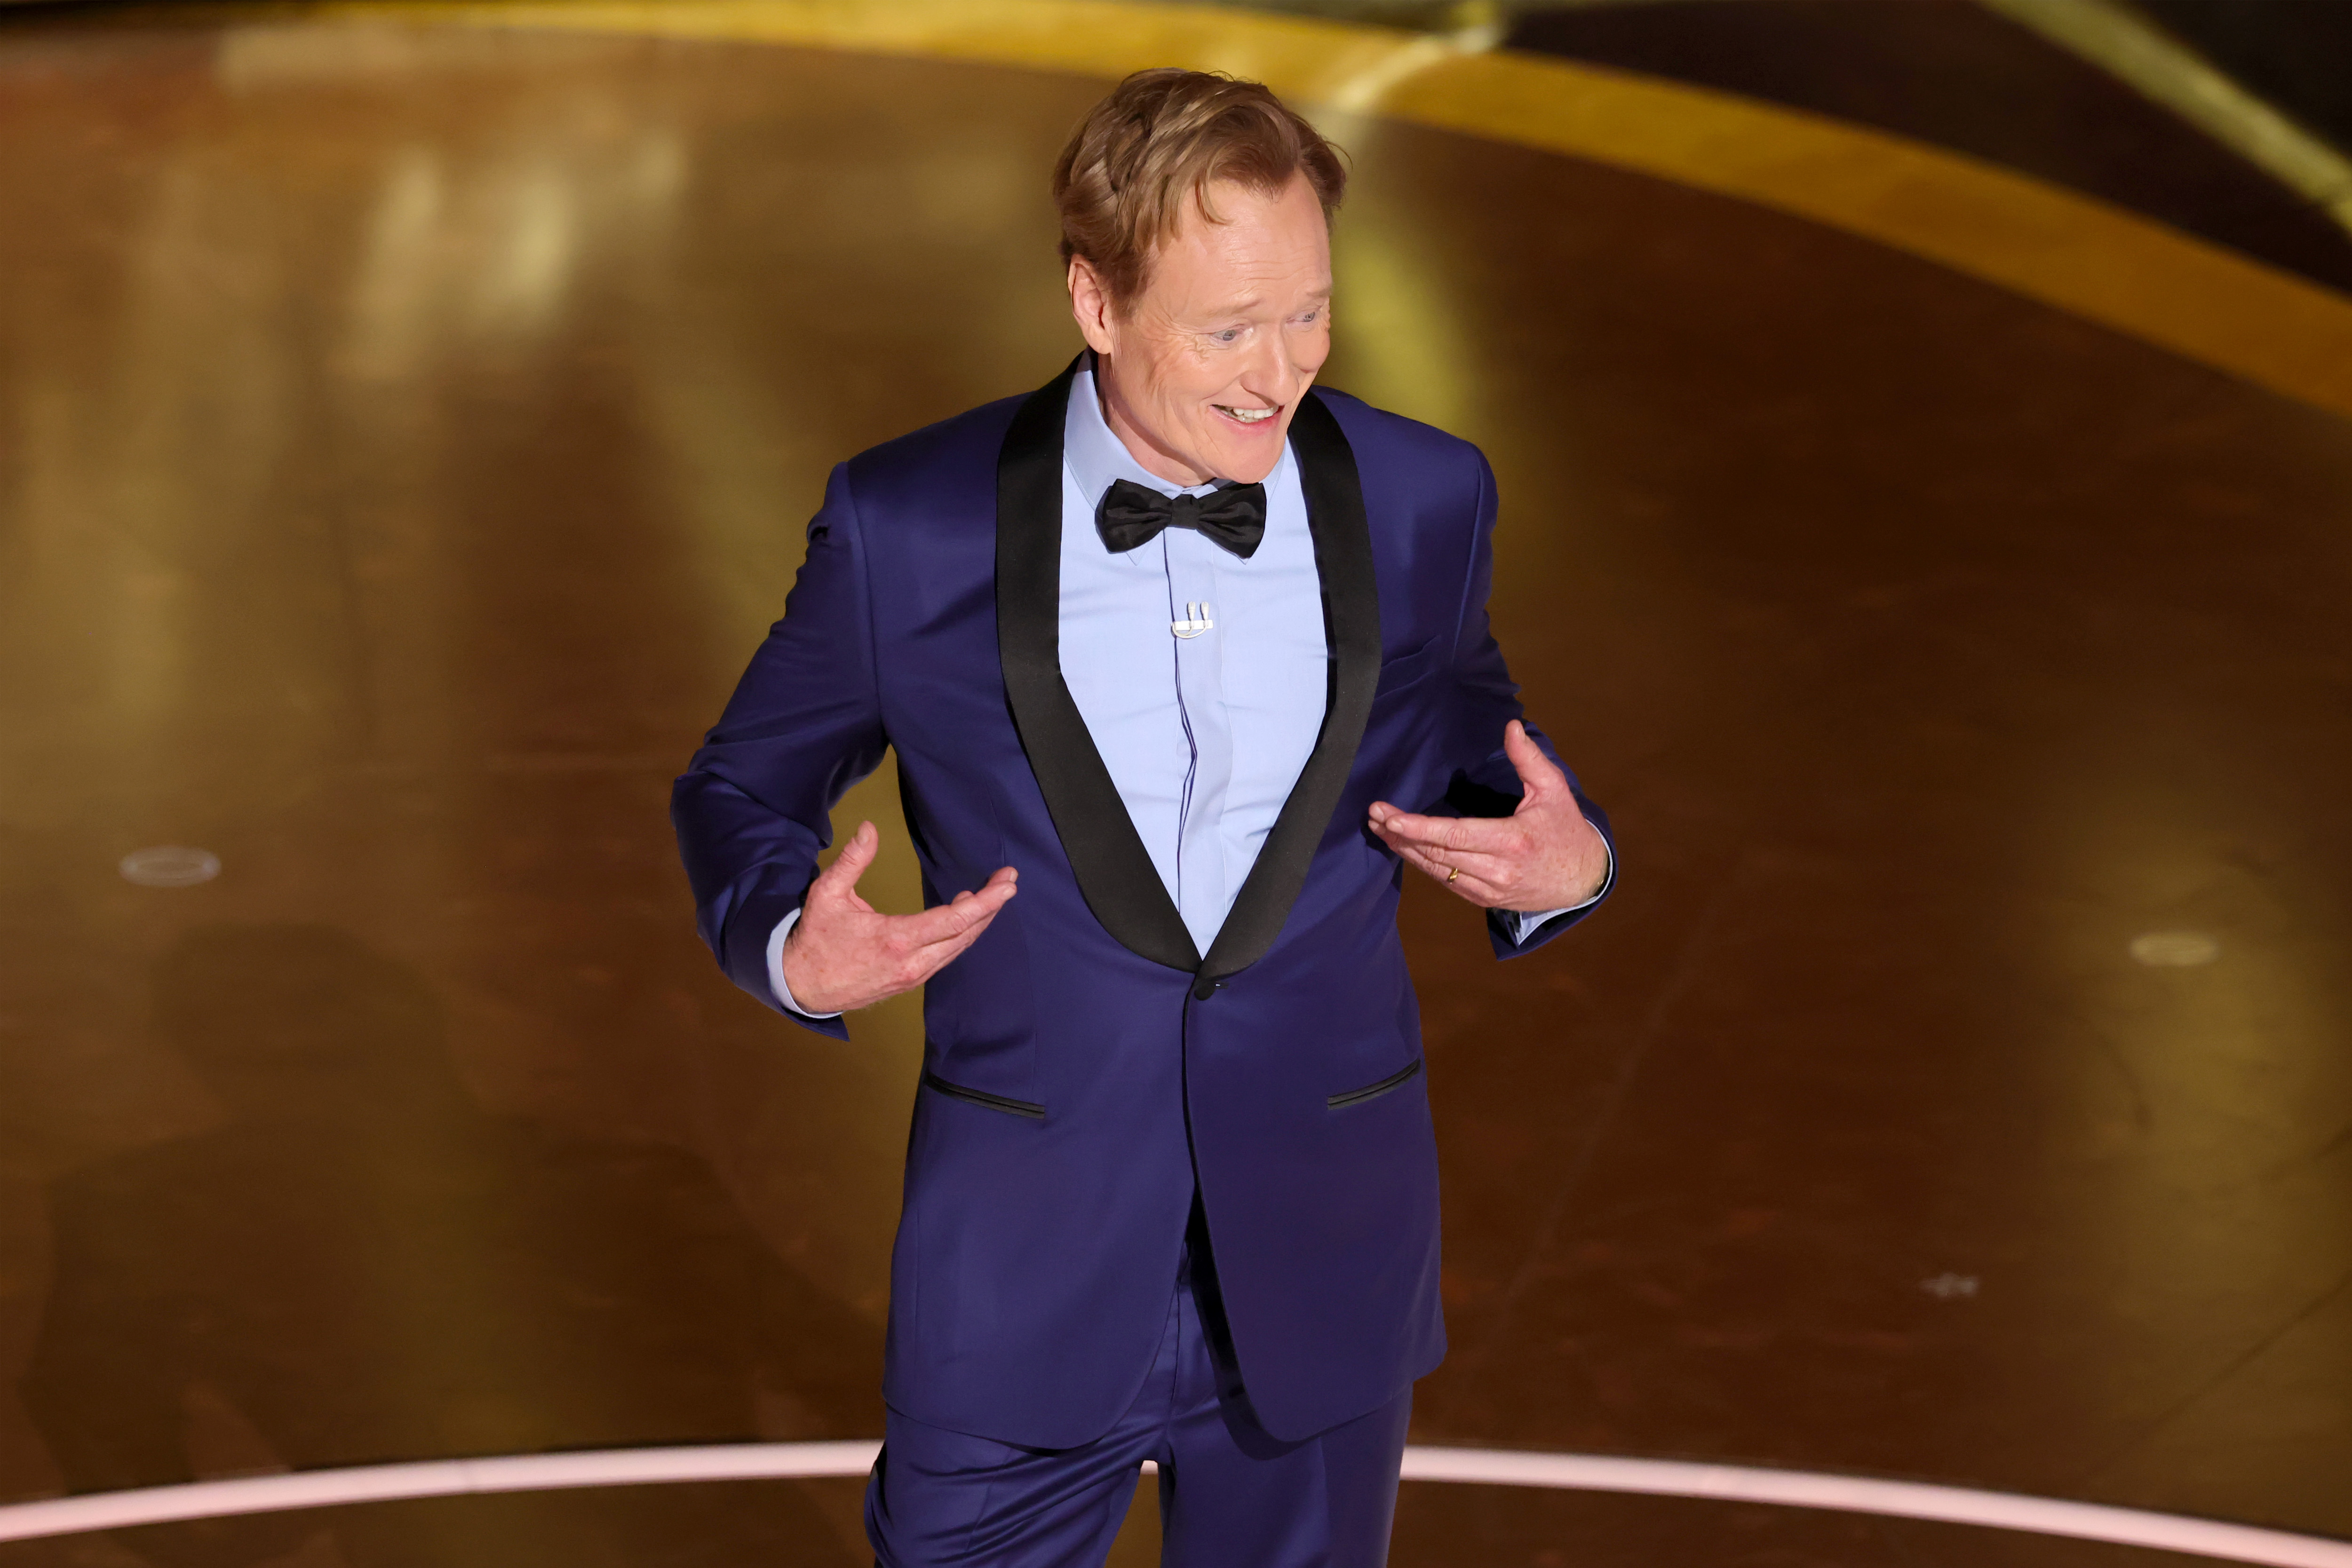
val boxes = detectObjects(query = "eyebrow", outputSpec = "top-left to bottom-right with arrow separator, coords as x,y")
1207,287 -> 1334,316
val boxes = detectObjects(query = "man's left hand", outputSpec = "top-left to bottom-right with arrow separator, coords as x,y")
1367,721 -> 1608,913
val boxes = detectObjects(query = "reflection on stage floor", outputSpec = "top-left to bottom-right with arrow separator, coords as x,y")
1,8 -> 2347,1564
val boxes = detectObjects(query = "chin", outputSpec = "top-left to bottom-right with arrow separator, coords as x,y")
1202,419 -> 1290,484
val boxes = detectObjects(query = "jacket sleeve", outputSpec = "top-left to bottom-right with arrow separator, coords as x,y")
671,464 -> 889,1037
1438,452 -> 1618,960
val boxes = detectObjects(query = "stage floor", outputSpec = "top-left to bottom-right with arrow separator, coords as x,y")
1,7 -> 2348,1565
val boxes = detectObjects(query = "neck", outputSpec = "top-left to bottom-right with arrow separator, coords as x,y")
1094,354 -> 1215,488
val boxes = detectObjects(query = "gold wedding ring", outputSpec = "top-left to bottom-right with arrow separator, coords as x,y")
1446,864 -> 1460,883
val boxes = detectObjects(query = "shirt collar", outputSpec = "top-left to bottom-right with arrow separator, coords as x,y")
1065,355 -> 1292,512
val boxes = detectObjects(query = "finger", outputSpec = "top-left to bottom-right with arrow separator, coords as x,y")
903,911 -> 1002,979
925,865 -> 1018,917
1369,809 -> 1471,850
813,821 -> 880,902
1372,809 -> 1518,856
1390,839 -> 1451,881
1378,819 -> 1517,892
894,900 -> 1011,989
899,876 -> 1019,950
1503,721 -> 1567,803
1370,822 -> 1516,885
1393,840 -> 1508,905
939,875 -> 1017,919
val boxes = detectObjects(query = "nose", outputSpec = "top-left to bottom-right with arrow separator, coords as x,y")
1237,329 -> 1297,406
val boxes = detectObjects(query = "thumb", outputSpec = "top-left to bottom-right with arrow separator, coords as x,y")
813,821 -> 879,901
1505,721 -> 1562,793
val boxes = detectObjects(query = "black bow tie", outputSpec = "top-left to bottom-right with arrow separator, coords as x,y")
1094,478 -> 1267,560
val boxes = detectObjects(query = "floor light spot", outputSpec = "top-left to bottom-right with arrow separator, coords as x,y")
2131,930 -> 2219,967
1921,1273 -> 1980,1299
119,847 -> 221,888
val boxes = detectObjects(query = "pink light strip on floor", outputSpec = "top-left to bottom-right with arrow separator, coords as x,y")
0,1442 -> 2345,1565
0,1444 -> 882,1545
1398,1448 -> 2352,1567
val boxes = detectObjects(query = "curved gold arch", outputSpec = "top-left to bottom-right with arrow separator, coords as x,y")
230,0 -> 2352,423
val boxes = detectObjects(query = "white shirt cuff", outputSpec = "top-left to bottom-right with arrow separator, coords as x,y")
1505,838 -> 1613,942
766,906 -> 843,1019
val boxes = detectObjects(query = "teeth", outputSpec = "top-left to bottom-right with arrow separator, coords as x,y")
1219,405 -> 1275,424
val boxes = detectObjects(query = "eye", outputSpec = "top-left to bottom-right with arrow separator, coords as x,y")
1212,328 -> 1242,344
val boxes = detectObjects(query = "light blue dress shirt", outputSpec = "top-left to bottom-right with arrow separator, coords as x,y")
769,364 -> 1589,1015
1054,363 -> 1329,956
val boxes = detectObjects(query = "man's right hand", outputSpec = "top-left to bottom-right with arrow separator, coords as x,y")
780,821 -> 1017,1015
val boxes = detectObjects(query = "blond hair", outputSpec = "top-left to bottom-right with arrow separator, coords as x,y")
1053,69 -> 1347,308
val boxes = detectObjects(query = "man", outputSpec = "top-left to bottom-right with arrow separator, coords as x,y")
673,69 -> 1613,1568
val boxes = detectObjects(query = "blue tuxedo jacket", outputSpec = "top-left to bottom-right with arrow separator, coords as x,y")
672,359 -> 1613,1449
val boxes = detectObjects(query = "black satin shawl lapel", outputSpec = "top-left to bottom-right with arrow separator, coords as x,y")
997,357 -> 1200,971
1198,389 -> 1380,987
995,372 -> 1378,984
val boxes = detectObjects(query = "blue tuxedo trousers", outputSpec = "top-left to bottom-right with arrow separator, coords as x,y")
866,1213 -> 1411,1568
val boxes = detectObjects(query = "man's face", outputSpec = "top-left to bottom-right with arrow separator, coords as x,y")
1073,174 -> 1333,487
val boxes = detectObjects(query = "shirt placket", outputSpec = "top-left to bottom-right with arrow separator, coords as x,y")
1163,526 -> 1232,954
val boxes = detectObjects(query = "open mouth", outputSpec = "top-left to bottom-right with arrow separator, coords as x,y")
1214,404 -> 1279,427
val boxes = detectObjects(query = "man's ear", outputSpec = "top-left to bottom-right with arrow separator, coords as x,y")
1067,257 -> 1118,356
